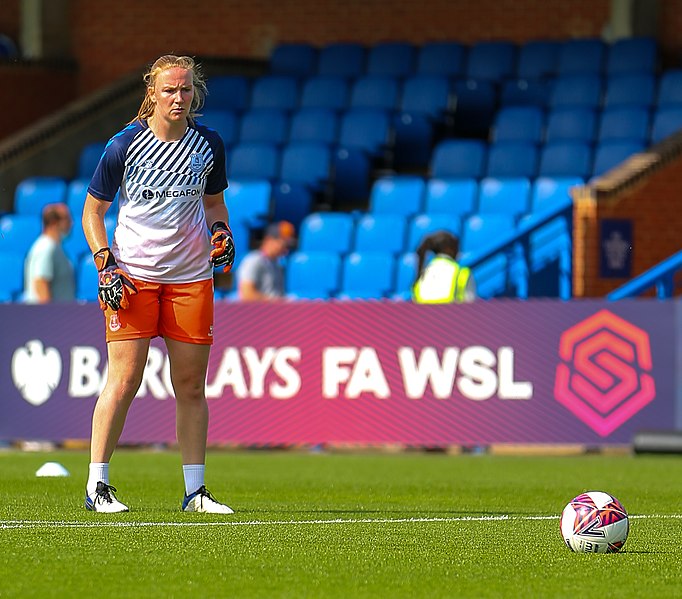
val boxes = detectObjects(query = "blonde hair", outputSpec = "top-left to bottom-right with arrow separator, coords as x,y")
130,55 -> 207,124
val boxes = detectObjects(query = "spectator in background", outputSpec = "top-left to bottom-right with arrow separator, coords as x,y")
24,203 -> 75,303
412,230 -> 476,304
237,221 -> 296,301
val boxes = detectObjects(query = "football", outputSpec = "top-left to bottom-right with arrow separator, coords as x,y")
560,491 -> 629,553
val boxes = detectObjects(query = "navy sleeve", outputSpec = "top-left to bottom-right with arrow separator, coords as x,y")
203,128 -> 229,195
88,124 -> 136,202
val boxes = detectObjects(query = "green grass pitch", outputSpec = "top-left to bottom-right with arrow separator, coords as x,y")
0,449 -> 681,598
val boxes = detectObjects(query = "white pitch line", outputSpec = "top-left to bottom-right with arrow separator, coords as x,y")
0,513 -> 680,530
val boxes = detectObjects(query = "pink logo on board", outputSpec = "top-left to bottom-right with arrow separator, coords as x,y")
554,310 -> 655,437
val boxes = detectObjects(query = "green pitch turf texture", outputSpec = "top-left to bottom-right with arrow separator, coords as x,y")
1,450 -> 680,598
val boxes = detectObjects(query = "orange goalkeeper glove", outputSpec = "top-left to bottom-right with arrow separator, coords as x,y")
93,247 -> 138,311
209,221 -> 235,273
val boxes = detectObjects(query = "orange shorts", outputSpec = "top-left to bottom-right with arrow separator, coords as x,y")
103,278 -> 214,344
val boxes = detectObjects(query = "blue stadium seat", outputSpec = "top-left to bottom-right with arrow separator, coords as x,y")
530,176 -> 582,214
369,175 -> 425,217
394,252 -> 418,299
545,107 -> 597,143
204,75 -> 251,111
407,213 -> 461,251
349,76 -> 400,111
354,213 -> 407,255
317,42 -> 367,78
64,213 -> 116,266
423,178 -> 478,218
548,74 -> 603,109
338,251 -> 396,299
14,177 -> 68,216
227,143 -> 280,180
650,106 -> 682,144
430,139 -> 487,179
0,214 -> 41,256
477,177 -> 531,219
286,251 -> 342,299
77,142 -> 106,179
500,78 -> 552,108
556,38 -> 606,75
271,182 -> 314,231
592,140 -> 645,177
465,41 -> 517,82
461,213 -> 516,254
270,43 -> 318,77
65,178 -> 90,220
415,41 -> 466,78
538,141 -> 593,180
603,73 -> 656,109
225,180 -> 272,228
451,79 -> 497,136
656,69 -> 682,107
289,108 -> 338,145
492,106 -> 545,144
337,108 -> 391,156
250,75 -> 300,111
486,141 -> 539,179
606,37 -> 657,75
597,107 -> 650,144
238,109 -> 290,145
300,76 -> 350,111
366,42 -> 416,78
516,40 -> 561,79
0,252 -> 24,302
75,254 -> 99,301
198,109 -> 239,147
298,212 -> 355,253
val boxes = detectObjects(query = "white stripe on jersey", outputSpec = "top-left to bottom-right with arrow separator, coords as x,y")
113,126 -> 217,283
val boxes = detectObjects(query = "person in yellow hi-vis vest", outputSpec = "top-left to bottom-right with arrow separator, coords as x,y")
412,231 -> 476,304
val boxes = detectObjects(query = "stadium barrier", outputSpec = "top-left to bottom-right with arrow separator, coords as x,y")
1,299 -> 680,447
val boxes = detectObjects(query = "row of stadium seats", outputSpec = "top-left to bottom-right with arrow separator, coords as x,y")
266,38 -> 658,81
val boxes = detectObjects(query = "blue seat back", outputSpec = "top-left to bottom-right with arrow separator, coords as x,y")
0,252 -> 24,301
549,74 -> 603,109
286,251 -> 342,298
289,108 -> 338,145
557,38 -> 606,75
14,177 -> 68,216
516,40 -> 560,79
606,37 -> 657,75
298,212 -> 354,253
477,177 -> 531,219
465,41 -> 517,81
369,176 -> 425,216
430,139 -> 487,179
198,110 -> 239,146
366,42 -> 416,78
604,73 -> 656,109
598,107 -> 651,143
279,142 -> 331,187
538,141 -> 593,179
340,251 -> 396,298
408,213 -> 461,250
424,178 -> 478,217
238,109 -> 290,145
592,141 -> 645,177
300,76 -> 350,111
270,43 -> 318,77
227,143 -> 280,180
399,75 -> 451,117
493,106 -> 545,143
354,213 -> 407,255
486,142 -> 539,179
317,43 -> 367,78
78,142 -> 107,179
250,75 -> 300,110
461,213 -> 516,254
349,76 -> 400,111
225,180 -> 272,227
338,109 -> 391,155
545,107 -> 597,143
416,42 -> 466,77
204,75 -> 251,111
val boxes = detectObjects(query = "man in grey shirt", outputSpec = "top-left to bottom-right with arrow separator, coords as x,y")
237,221 -> 296,301
24,203 -> 75,303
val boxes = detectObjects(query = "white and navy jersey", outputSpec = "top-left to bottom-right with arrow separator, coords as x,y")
88,119 -> 228,283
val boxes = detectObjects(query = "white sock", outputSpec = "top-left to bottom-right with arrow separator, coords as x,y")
87,462 -> 109,496
183,464 -> 205,496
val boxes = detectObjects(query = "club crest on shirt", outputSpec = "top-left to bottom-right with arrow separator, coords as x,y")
109,313 -> 121,332
189,153 -> 205,173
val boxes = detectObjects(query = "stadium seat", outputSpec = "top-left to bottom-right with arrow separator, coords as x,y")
544,107 -> 598,143
75,254 -> 99,301
451,79 -> 497,137
0,252 -> 24,302
592,140 -> 645,178
354,213 -> 408,255
227,142 -> 280,180
461,213 -> 516,254
407,213 -> 461,251
603,73 -> 656,109
270,43 -> 318,77
530,176 -> 582,214
289,108 -> 339,145
393,252 -> 418,299
225,180 -> 272,228
238,109 -> 290,145
650,106 -> 682,144
430,139 -> 487,179
606,37 -> 657,75
198,109 -> 239,147
271,182 -> 315,231
656,69 -> 682,107
516,40 -> 561,80
548,74 -> 603,109
465,41 -> 517,82
369,175 -> 425,217
477,177 -> 531,220
14,177 -> 68,217
249,75 -> 300,111
65,179 -> 91,220
415,41 -> 466,78
317,42 -> 367,78
597,106 -> 651,144
204,75 -> 251,111
298,212 -> 354,253
486,141 -> 539,179
299,76 -> 350,111
538,141 -> 593,180
492,106 -> 545,144
286,251 -> 342,299
500,78 -> 552,108
366,42 -> 416,78
349,75 -> 400,111
337,108 -> 392,156
338,251 -> 396,299
77,142 -> 106,179
556,38 -> 606,75
423,178 -> 478,218
0,214 -> 41,256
